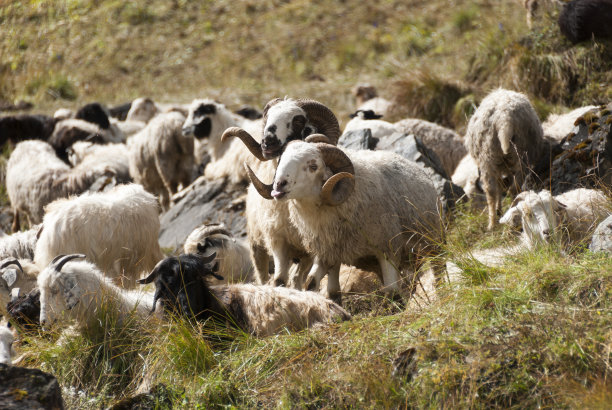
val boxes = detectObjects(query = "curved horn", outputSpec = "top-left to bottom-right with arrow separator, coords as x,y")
138,259 -> 165,285
0,259 -> 22,273
304,133 -> 331,144
317,144 -> 355,206
245,163 -> 273,200
200,224 -> 233,238
199,251 -> 217,265
51,254 -> 66,265
295,100 -> 341,145
221,127 -> 268,161
54,254 -> 86,272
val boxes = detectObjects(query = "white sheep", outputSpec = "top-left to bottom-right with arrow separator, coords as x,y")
38,254 -> 155,331
500,188 -> 609,248
128,111 -> 194,210
465,88 -> 553,230
183,223 -> 254,284
0,225 -> 40,260
126,97 -> 188,123
34,184 -> 164,289
6,140 -> 116,230
246,141 -> 444,301
542,105 -> 598,141
222,98 -> 342,287
68,141 -> 131,183
181,99 -> 263,184
342,110 -> 398,140
0,324 -> 15,365
352,84 -> 392,117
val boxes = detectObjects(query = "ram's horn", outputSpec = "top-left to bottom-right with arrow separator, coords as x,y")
221,127 -> 268,161
304,133 -> 331,144
318,144 -> 355,206
296,100 -> 341,145
245,164 -> 273,200
0,259 -> 22,273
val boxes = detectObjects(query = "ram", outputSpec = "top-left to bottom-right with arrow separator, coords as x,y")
139,253 -> 350,337
128,111 -> 194,210
34,184 -> 164,289
247,140 -> 445,302
464,88 -> 556,230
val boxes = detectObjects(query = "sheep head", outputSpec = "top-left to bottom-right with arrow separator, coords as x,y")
126,97 -> 159,123
182,99 -> 218,140
246,141 -> 355,206
37,254 -> 87,329
222,98 -> 340,160
0,258 -> 23,288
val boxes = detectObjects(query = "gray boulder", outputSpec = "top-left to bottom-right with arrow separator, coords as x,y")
338,128 -> 378,151
590,214 -> 612,255
0,364 -> 64,409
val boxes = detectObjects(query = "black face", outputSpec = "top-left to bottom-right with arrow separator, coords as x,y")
193,117 -> 211,139
75,103 -> 110,130
7,289 -> 41,330
261,114 -> 308,159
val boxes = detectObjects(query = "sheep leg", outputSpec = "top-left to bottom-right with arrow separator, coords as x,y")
154,156 -> 175,210
288,256 -> 313,290
304,258 -> 327,291
378,254 -> 401,297
11,210 -> 20,233
271,239 -> 291,287
481,170 -> 500,230
326,263 -> 342,305
251,243 -> 270,285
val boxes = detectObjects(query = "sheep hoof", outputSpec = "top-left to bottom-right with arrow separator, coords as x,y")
274,278 -> 286,287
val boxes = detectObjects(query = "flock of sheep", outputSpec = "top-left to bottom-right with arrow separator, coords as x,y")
0,83 -> 609,371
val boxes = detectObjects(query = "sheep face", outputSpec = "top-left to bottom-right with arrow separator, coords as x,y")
38,267 -> 82,329
261,101 -> 313,159
182,100 -> 217,140
0,326 -> 15,365
271,142 -> 330,201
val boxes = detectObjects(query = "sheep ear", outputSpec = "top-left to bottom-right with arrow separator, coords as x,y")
2,270 -> 17,288
11,288 -> 20,302
510,191 -> 530,208
59,274 -> 81,310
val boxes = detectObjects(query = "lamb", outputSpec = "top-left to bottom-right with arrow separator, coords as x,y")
0,114 -> 58,146
138,253 -> 351,337
558,0 -> 612,44
34,184 -> 164,289
499,188 -> 609,248
246,141 -> 444,301
352,84 -> 392,117
222,98 -> 341,286
0,323 -> 15,365
38,254 -> 155,331
68,141 -> 131,183
0,225 -> 40,260
181,99 -> 262,182
128,111 -> 194,210
183,223 -> 254,284
542,105 -> 598,141
464,88 -> 556,230
6,140 -> 115,230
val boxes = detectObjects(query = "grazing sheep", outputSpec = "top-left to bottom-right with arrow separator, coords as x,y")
68,141 -> 131,183
0,114 -> 58,146
139,253 -> 351,337
223,98 -> 341,286
352,84 -> 392,117
181,99 -> 263,183
500,188 -> 609,248
183,223 -> 254,284
0,225 -> 40,260
128,111 -> 194,210
6,140 -> 116,230
34,184 -> 163,289
0,258 -> 40,297
246,141 -> 444,301
558,0 -> 612,43
38,254 -> 155,331
542,105 -> 598,141
0,324 -> 15,365
465,88 -> 556,230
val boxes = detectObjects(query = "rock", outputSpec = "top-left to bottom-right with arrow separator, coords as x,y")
338,128 -> 378,150
590,214 -> 612,255
0,364 -> 64,409
159,177 -> 247,251
376,132 -> 465,213
524,104 -> 612,194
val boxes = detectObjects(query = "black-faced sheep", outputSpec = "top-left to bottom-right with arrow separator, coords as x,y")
139,253 -> 351,337
38,254 -> 155,331
558,0 -> 612,44
246,141 -> 445,302
464,88 -> 556,230
128,111 -> 194,210
34,184 -> 164,289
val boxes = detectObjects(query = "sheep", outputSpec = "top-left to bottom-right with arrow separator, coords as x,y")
6,140 -> 116,230
53,108 -> 75,121
108,101 -> 133,121
542,105 -> 598,141
464,88 -> 556,230
234,105 -> 263,120
0,323 -> 15,365
246,140 -> 445,302
222,98 -> 341,286
183,223 -> 254,284
0,224 -> 40,260
34,184 -> 164,289
0,258 -> 40,297
499,188 -> 609,248
352,84 -> 392,117
38,254 -> 155,331
180,99 -> 263,183
342,110 -> 398,140
68,141 -> 131,183
126,97 -> 188,123
0,114 -> 57,146
138,253 -> 351,337
558,0 -> 612,44
128,111 -> 194,210
7,288 -> 40,330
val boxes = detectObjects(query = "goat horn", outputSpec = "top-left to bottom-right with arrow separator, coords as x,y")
54,254 -> 86,272
295,100 -> 341,145
222,127 -> 267,161
138,259 -> 165,285
0,259 -> 22,273
199,251 -> 217,265
318,144 -> 355,206
245,163 -> 273,200
304,133 -> 331,144
50,254 -> 67,264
